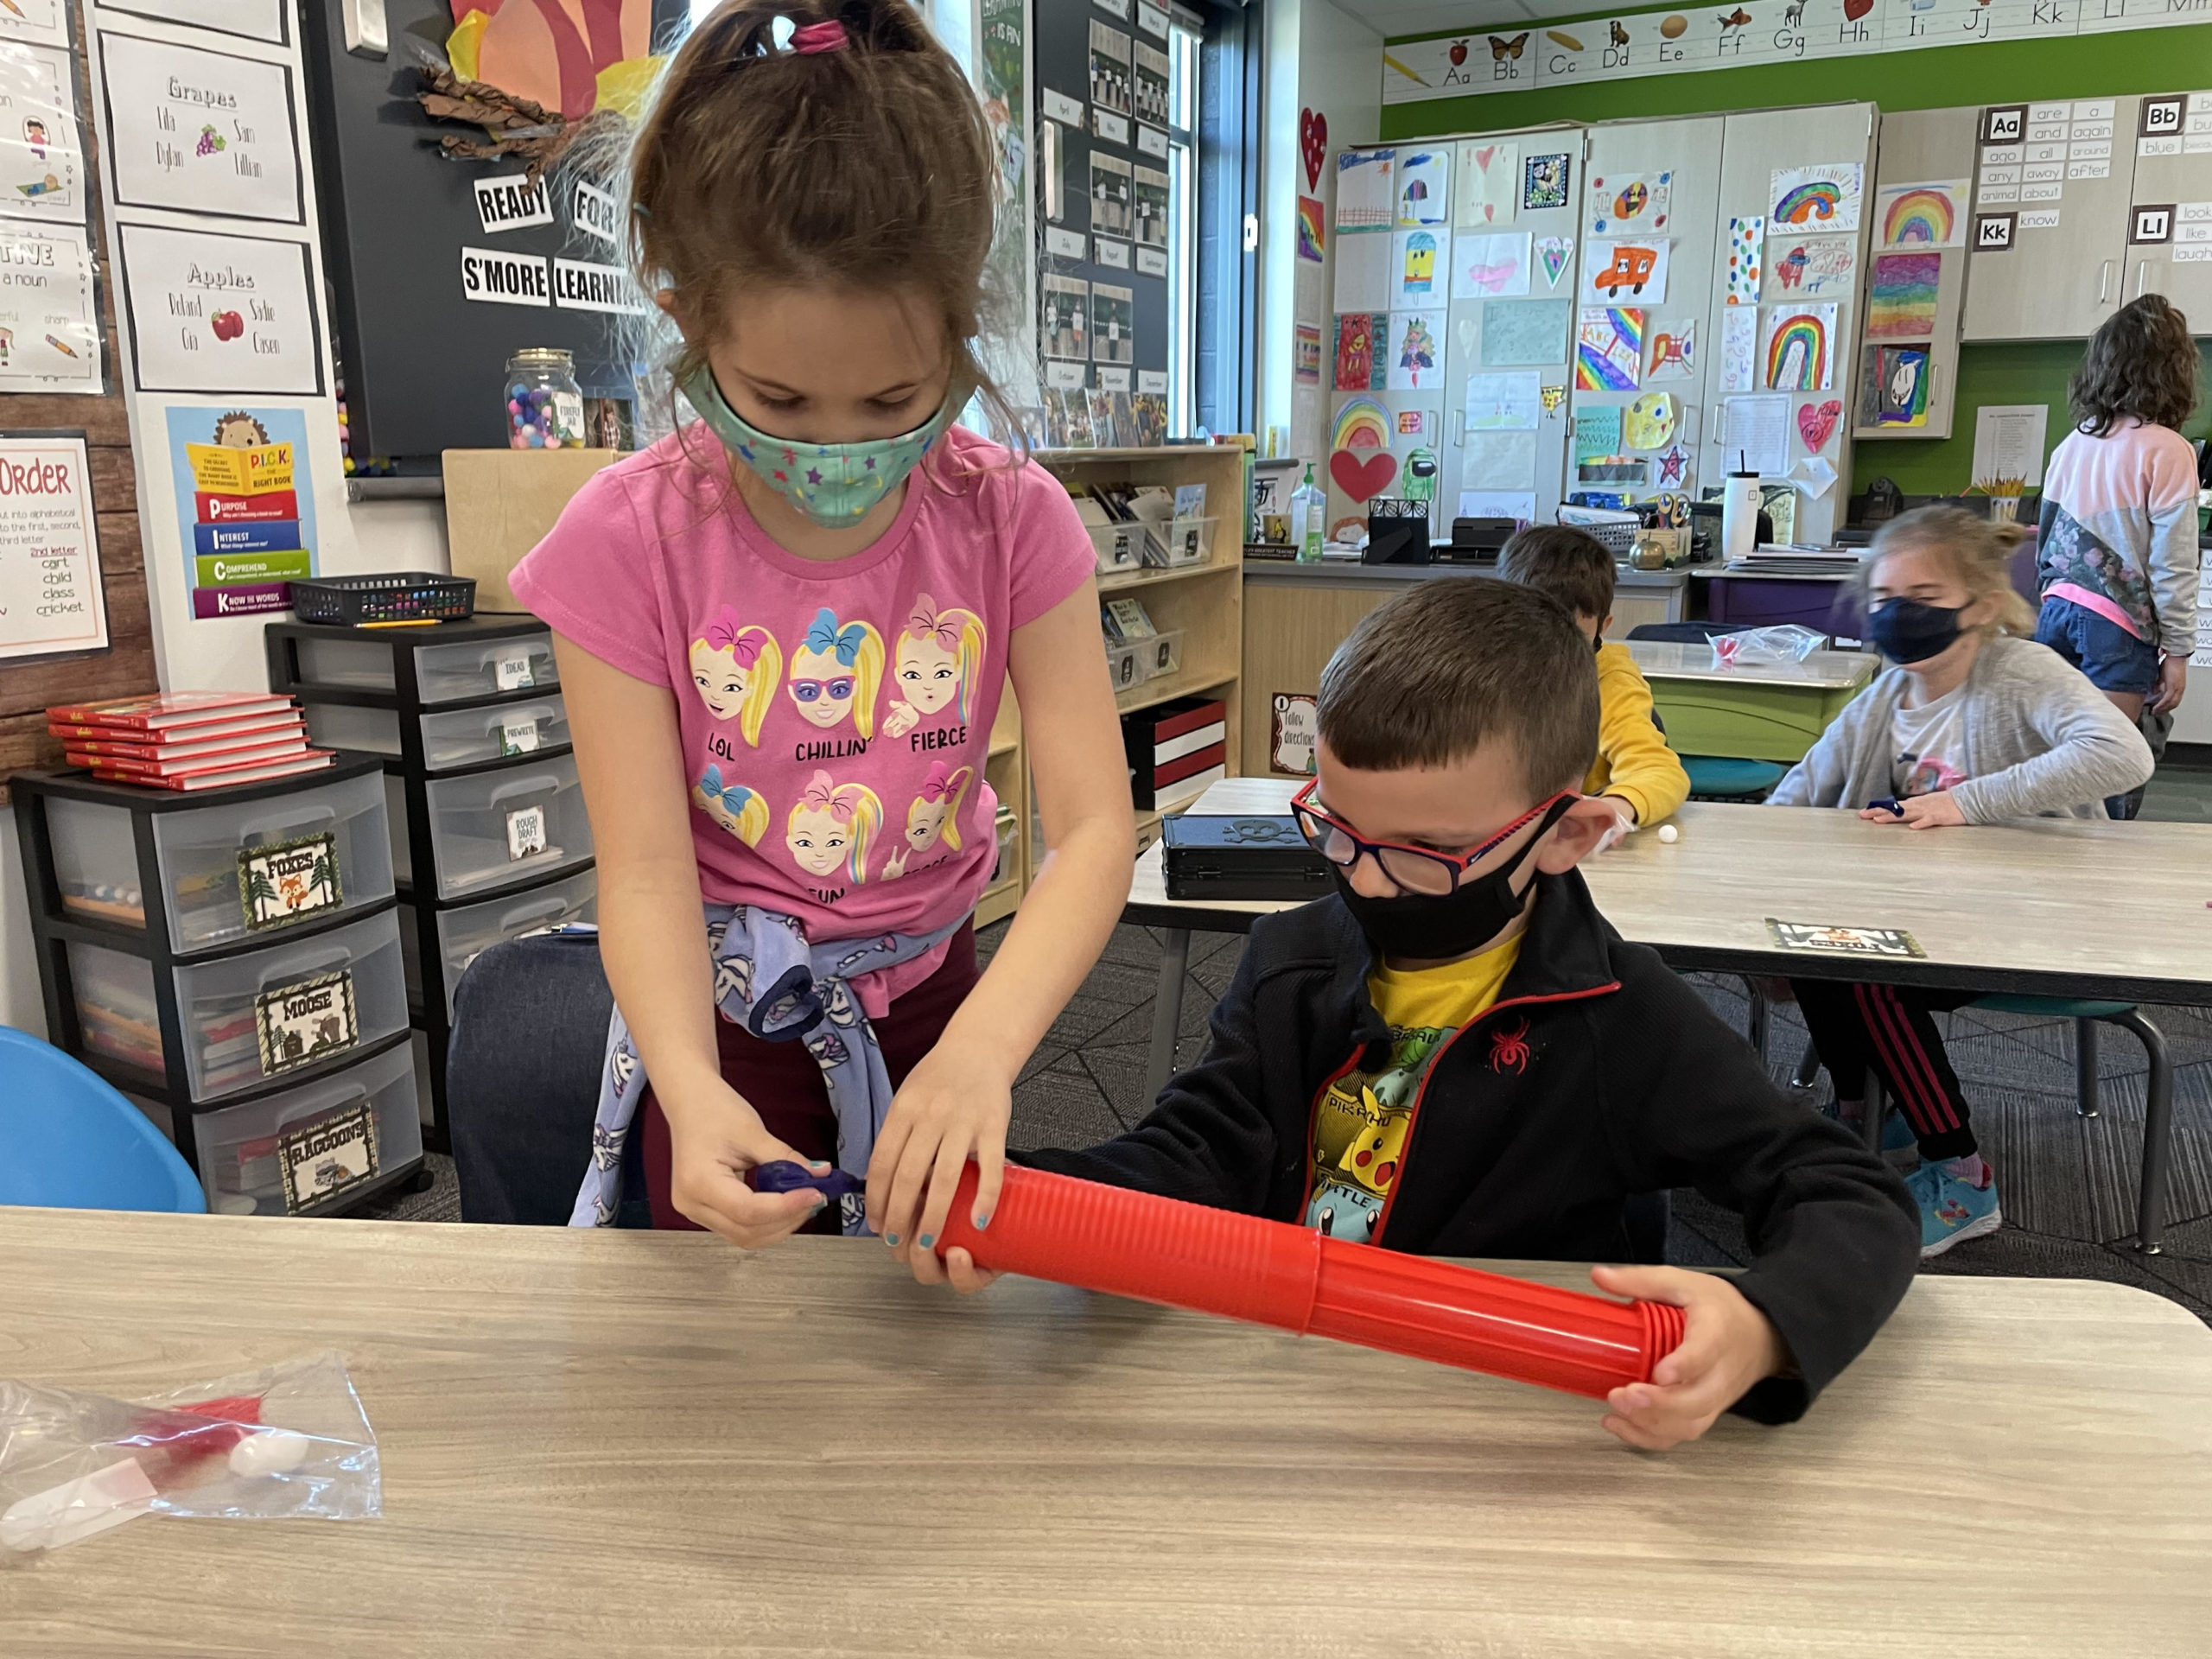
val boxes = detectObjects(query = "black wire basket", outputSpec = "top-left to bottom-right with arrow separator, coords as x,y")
288,573 -> 477,626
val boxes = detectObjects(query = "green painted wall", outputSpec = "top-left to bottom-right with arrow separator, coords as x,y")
1377,17 -> 2212,497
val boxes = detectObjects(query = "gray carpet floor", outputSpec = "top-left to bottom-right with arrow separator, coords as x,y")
370,754 -> 2212,1325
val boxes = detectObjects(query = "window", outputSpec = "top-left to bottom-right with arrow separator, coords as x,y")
1165,17 -> 1199,438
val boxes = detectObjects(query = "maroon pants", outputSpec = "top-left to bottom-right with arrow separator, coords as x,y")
640,923 -> 980,1231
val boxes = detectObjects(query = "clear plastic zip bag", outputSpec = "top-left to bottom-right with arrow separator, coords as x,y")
0,1351 -> 379,1557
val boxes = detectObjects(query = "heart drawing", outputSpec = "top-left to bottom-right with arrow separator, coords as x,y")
1537,236 -> 1573,289
1300,108 -> 1327,192
1329,448 -> 1397,503
1796,399 -> 1843,452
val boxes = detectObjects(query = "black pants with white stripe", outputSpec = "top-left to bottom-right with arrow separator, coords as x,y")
1792,980 -> 1980,1162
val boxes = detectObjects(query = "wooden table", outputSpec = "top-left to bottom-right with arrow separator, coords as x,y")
3,1207 -> 2208,1657
1128,782 -> 2212,1244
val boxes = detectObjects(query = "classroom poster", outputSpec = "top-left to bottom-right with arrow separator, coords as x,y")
0,432 -> 105,661
0,43 -> 79,226
1522,152 -> 1568,212
119,224 -> 323,396
1535,234 -> 1573,289
1336,149 -> 1395,231
1294,324 -> 1320,385
1770,163 -> 1864,234
1091,283 -> 1135,366
1875,181 -> 1967,247
166,404 -> 320,621
1866,252 -> 1941,338
99,31 -> 303,224
1386,309 -> 1442,390
1866,345 -> 1930,427
1333,313 -> 1382,391
1393,227 -> 1446,303
1587,171 -> 1671,237
1762,302 -> 1835,391
1583,238 -> 1669,305
0,221 -> 98,392
1574,307 -> 1643,392
1647,322 -> 1694,381
0,0 -> 68,51
1765,235 -> 1855,298
1719,305 -> 1758,392
1725,217 -> 1763,304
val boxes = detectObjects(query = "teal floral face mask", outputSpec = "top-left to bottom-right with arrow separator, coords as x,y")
681,363 -> 957,530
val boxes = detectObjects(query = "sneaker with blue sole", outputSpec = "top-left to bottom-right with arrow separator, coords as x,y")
1907,1161 -> 2003,1257
1814,1100 -> 1922,1170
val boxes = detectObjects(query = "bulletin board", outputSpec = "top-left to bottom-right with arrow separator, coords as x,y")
295,0 -> 688,462
1032,0 -> 1173,445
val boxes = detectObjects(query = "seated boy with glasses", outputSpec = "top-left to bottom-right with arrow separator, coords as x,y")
915,580 -> 1916,1448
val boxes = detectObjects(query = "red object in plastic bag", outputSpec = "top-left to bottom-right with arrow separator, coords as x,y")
934,1166 -> 1685,1399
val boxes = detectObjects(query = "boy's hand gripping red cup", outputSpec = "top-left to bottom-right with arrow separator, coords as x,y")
931,1163 -> 1686,1399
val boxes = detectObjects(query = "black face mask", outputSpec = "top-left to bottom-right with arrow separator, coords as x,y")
1866,597 -> 1964,664
1330,798 -> 1576,963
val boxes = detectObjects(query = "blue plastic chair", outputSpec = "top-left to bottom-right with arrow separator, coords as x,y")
1683,755 -> 1788,801
0,1026 -> 207,1212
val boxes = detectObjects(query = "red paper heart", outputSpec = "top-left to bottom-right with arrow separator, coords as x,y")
1843,0 -> 1873,18
1330,448 -> 1396,503
1300,108 -> 1327,192
1796,399 -> 1843,452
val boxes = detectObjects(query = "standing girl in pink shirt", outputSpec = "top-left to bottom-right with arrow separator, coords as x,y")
511,0 -> 1133,1256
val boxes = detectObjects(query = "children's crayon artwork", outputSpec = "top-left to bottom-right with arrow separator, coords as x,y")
1719,306 -> 1758,393
1866,251 -> 1942,339
1766,235 -> 1855,298
1295,196 -> 1325,263
1761,302 -> 1834,392
1336,148 -> 1395,231
1478,297 -> 1570,367
1796,398 -> 1842,452
1583,238 -> 1669,306
1459,490 -> 1537,525
1539,383 -> 1566,413
1396,148 -> 1450,227
1333,313 -> 1382,391
1586,171 -> 1670,237
1464,429 -> 1538,491
1654,442 -> 1691,490
1866,345 -> 1931,428
1451,231 -> 1529,298
1623,390 -> 1676,450
1452,139 -> 1518,228
1386,309 -> 1443,391
1646,321 -> 1694,381
1536,235 -> 1574,289
1328,395 -> 1395,503
1522,151 -> 1569,212
1574,307 -> 1643,392
1294,324 -> 1321,385
1572,404 -> 1620,463
1394,228 -> 1447,303
1465,370 -> 1542,431
1769,163 -> 1863,234
1725,217 -> 1762,305
1876,180 -> 1966,248
1332,231 -> 1392,313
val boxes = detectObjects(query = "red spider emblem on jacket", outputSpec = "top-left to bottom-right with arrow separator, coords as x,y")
1488,1017 -> 1532,1074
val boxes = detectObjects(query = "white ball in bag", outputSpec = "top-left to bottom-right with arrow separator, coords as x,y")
228,1427 -> 311,1478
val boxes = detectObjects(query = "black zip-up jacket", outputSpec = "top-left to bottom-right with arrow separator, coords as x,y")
1028,869 -> 1920,1422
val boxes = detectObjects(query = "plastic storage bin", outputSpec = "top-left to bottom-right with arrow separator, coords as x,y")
1087,522 -> 1144,575
1103,640 -> 1145,694
414,631 -> 558,704
419,697 -> 570,770
302,701 -> 402,756
73,908 -> 408,1103
44,766 -> 394,954
291,628 -> 557,705
400,865 -> 597,1019
1141,629 -> 1183,681
422,755 -> 593,898
1145,517 -> 1214,568
184,1039 -> 423,1216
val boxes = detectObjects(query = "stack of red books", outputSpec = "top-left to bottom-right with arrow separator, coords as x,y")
48,692 -> 333,791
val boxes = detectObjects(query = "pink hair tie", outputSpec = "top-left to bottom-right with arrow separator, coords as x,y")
791,19 -> 848,53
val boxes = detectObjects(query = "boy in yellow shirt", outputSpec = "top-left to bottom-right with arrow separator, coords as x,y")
1499,526 -> 1689,836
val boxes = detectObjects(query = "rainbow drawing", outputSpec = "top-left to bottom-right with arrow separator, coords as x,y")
1332,396 -> 1392,452
1574,307 -> 1643,392
1296,196 -> 1325,262
1773,181 -> 1843,226
1880,187 -> 1957,247
1763,306 -> 1832,391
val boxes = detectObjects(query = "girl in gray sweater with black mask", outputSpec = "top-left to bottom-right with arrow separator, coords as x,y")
1770,506 -> 2154,1258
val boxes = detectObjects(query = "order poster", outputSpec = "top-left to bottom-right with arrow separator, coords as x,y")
98,30 -> 302,224
0,432 -> 105,661
0,43 -> 82,227
118,223 -> 323,396
0,222 -> 99,392
166,404 -> 319,621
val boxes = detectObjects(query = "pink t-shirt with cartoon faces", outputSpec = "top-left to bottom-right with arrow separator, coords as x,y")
510,424 -> 1094,997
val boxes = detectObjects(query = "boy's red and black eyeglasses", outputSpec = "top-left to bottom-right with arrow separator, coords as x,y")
1289,781 -> 1573,897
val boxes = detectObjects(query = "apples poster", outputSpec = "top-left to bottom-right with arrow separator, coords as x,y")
120,223 -> 324,397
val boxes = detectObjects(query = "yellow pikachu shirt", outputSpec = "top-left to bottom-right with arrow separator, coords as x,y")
1585,641 -> 1691,827
1305,933 -> 1523,1244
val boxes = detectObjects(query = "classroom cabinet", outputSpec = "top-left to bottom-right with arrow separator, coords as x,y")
1964,93 -> 2185,340
2123,97 -> 2212,319
1854,106 -> 1976,442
